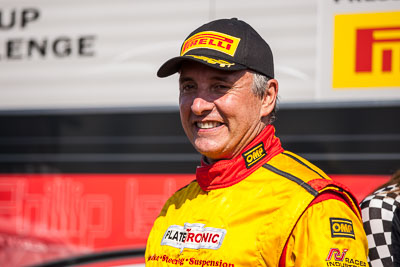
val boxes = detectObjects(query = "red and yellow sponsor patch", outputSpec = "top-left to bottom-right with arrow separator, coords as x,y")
325,248 -> 367,266
326,248 -> 348,261
181,31 -> 241,57
333,11 -> 400,88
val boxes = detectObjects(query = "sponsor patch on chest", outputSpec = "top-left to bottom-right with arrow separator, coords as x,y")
161,223 -> 226,252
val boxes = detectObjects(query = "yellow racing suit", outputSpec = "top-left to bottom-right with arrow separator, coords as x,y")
146,125 -> 368,266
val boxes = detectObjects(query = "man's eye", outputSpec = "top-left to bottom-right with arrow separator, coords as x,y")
180,84 -> 195,93
214,84 -> 230,92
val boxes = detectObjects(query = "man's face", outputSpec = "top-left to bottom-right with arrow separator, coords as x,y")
179,61 -> 270,161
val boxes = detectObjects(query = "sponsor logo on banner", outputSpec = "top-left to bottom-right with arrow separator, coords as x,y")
332,11 -> 400,88
242,142 -> 266,169
330,217 -> 355,239
161,223 -> 226,252
355,27 -> 400,73
181,31 -> 241,57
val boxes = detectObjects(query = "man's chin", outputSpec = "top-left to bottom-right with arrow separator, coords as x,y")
195,149 -> 229,163
192,138 -> 231,158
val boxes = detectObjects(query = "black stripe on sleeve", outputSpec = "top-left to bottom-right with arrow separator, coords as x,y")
282,152 -> 327,180
262,163 -> 318,197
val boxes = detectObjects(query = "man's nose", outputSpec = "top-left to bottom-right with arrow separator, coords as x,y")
191,96 -> 214,115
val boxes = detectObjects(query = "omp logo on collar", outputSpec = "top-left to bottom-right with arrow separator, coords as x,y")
161,223 -> 226,252
186,55 -> 235,68
181,31 -> 241,57
242,142 -> 266,169
330,218 -> 355,239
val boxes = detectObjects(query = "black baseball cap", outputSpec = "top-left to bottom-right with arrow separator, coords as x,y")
157,18 -> 274,79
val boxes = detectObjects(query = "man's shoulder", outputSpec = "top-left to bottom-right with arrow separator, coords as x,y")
175,179 -> 200,194
165,179 -> 202,203
158,179 -> 201,216
265,150 -> 331,182
262,151 -> 362,214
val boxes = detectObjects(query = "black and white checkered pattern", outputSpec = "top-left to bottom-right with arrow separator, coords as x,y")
361,184 -> 400,267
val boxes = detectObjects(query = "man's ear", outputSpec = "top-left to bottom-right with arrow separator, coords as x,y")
260,79 -> 278,117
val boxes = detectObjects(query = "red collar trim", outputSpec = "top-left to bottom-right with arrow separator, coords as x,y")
196,125 -> 284,191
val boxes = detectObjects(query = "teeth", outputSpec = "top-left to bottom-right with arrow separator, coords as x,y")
197,121 -> 221,129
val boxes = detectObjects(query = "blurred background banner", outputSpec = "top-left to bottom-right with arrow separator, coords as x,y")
0,0 -> 187,110
0,0 -> 399,266
0,173 -> 390,267
4,0 -> 399,111
0,174 -> 193,247
317,0 -> 400,100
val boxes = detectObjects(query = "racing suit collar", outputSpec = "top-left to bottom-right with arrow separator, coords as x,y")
196,125 -> 283,191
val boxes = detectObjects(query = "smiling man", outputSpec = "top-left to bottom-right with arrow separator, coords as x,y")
145,18 -> 368,266
179,62 -> 274,162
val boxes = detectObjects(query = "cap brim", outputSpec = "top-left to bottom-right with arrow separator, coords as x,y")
157,55 -> 247,78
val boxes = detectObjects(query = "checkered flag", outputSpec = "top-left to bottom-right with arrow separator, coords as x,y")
360,184 -> 400,267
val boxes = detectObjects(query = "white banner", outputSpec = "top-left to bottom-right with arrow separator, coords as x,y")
0,1 -> 214,110
4,0 -> 397,110
0,0 -> 325,110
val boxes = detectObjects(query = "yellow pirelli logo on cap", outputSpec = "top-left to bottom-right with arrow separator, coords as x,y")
181,31 -> 241,57
333,11 -> 400,88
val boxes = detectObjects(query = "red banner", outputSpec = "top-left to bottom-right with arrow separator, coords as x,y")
0,173 -> 390,266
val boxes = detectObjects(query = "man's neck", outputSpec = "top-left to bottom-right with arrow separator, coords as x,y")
202,156 -> 214,165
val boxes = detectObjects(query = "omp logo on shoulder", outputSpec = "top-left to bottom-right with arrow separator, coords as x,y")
330,218 -> 355,239
161,223 -> 226,252
181,31 -> 241,57
242,142 -> 266,169
333,11 -> 400,88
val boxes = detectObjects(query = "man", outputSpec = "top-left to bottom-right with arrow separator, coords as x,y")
146,18 -> 368,266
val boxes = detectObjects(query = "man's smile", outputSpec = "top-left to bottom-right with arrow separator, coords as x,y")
196,121 -> 223,129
